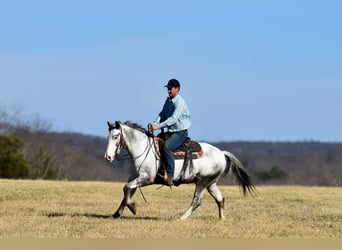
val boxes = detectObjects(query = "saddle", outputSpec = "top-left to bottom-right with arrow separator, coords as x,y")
153,135 -> 203,160
153,134 -> 203,186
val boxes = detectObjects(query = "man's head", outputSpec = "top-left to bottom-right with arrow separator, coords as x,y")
165,79 -> 180,98
165,79 -> 180,89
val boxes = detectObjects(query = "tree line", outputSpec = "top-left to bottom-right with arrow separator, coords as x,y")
1,107 -> 341,186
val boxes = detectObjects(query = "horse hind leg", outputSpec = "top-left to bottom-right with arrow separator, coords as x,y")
180,184 -> 205,220
207,183 -> 225,220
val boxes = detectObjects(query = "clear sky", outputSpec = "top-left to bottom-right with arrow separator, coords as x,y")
1,0 -> 341,142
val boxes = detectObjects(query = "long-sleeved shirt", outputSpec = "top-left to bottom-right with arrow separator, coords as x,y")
154,94 -> 191,132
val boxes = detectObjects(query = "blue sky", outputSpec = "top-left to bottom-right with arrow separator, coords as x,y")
1,0 -> 341,142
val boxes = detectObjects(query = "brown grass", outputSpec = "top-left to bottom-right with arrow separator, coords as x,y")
0,179 -> 341,238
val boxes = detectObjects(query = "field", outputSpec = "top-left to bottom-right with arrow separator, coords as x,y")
0,179 -> 341,238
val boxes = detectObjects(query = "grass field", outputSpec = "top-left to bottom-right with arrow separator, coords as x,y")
0,179 -> 341,238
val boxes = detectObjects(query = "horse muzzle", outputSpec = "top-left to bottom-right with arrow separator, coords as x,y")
105,153 -> 114,163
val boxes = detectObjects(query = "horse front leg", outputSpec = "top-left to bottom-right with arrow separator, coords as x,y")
113,198 -> 125,219
113,184 -> 137,218
124,185 -> 137,215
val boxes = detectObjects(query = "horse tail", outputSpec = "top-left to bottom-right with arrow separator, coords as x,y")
223,151 -> 256,196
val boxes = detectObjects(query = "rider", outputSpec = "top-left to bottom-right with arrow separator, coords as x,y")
150,79 -> 191,186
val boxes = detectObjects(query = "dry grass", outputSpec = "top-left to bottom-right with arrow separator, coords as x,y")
0,179 -> 341,238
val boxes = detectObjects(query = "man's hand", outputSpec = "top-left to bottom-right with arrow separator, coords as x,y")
149,124 -> 158,132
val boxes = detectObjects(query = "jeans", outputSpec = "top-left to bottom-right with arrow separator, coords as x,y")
162,130 -> 188,179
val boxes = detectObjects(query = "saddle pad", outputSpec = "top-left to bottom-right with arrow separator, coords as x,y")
173,150 -> 203,160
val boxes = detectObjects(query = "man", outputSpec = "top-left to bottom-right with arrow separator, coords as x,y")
150,79 -> 191,186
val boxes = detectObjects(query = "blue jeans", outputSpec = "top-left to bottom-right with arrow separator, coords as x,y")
163,130 -> 188,179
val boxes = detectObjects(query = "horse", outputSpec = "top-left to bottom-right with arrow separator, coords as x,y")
104,121 -> 255,220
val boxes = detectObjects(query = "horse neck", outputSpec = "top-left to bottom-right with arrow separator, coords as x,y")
122,125 -> 150,159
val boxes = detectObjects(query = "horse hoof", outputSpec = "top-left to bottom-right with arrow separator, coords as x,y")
113,212 -> 121,219
180,215 -> 188,221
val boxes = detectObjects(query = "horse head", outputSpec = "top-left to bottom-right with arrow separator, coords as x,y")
105,121 -> 124,162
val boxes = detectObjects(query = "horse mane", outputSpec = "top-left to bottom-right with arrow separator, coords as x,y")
122,121 -> 147,134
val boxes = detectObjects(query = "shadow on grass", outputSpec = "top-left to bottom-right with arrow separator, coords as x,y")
45,212 -> 159,220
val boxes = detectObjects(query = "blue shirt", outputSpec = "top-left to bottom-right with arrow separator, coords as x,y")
154,94 -> 191,132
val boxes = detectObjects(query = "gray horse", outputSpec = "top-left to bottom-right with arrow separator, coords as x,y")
105,121 -> 255,220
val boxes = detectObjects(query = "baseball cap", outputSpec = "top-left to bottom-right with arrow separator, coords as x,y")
164,79 -> 180,88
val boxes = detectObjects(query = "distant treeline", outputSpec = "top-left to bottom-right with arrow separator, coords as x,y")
215,141 -> 342,186
1,109 -> 341,186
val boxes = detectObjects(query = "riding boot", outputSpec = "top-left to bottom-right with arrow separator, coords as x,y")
163,171 -> 173,187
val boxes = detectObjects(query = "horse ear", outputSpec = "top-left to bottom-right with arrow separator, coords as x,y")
115,121 -> 121,129
107,121 -> 111,128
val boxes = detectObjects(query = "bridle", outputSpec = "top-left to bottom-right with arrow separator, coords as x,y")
113,127 -> 126,160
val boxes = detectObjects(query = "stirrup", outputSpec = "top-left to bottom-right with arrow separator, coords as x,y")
157,173 -> 173,188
